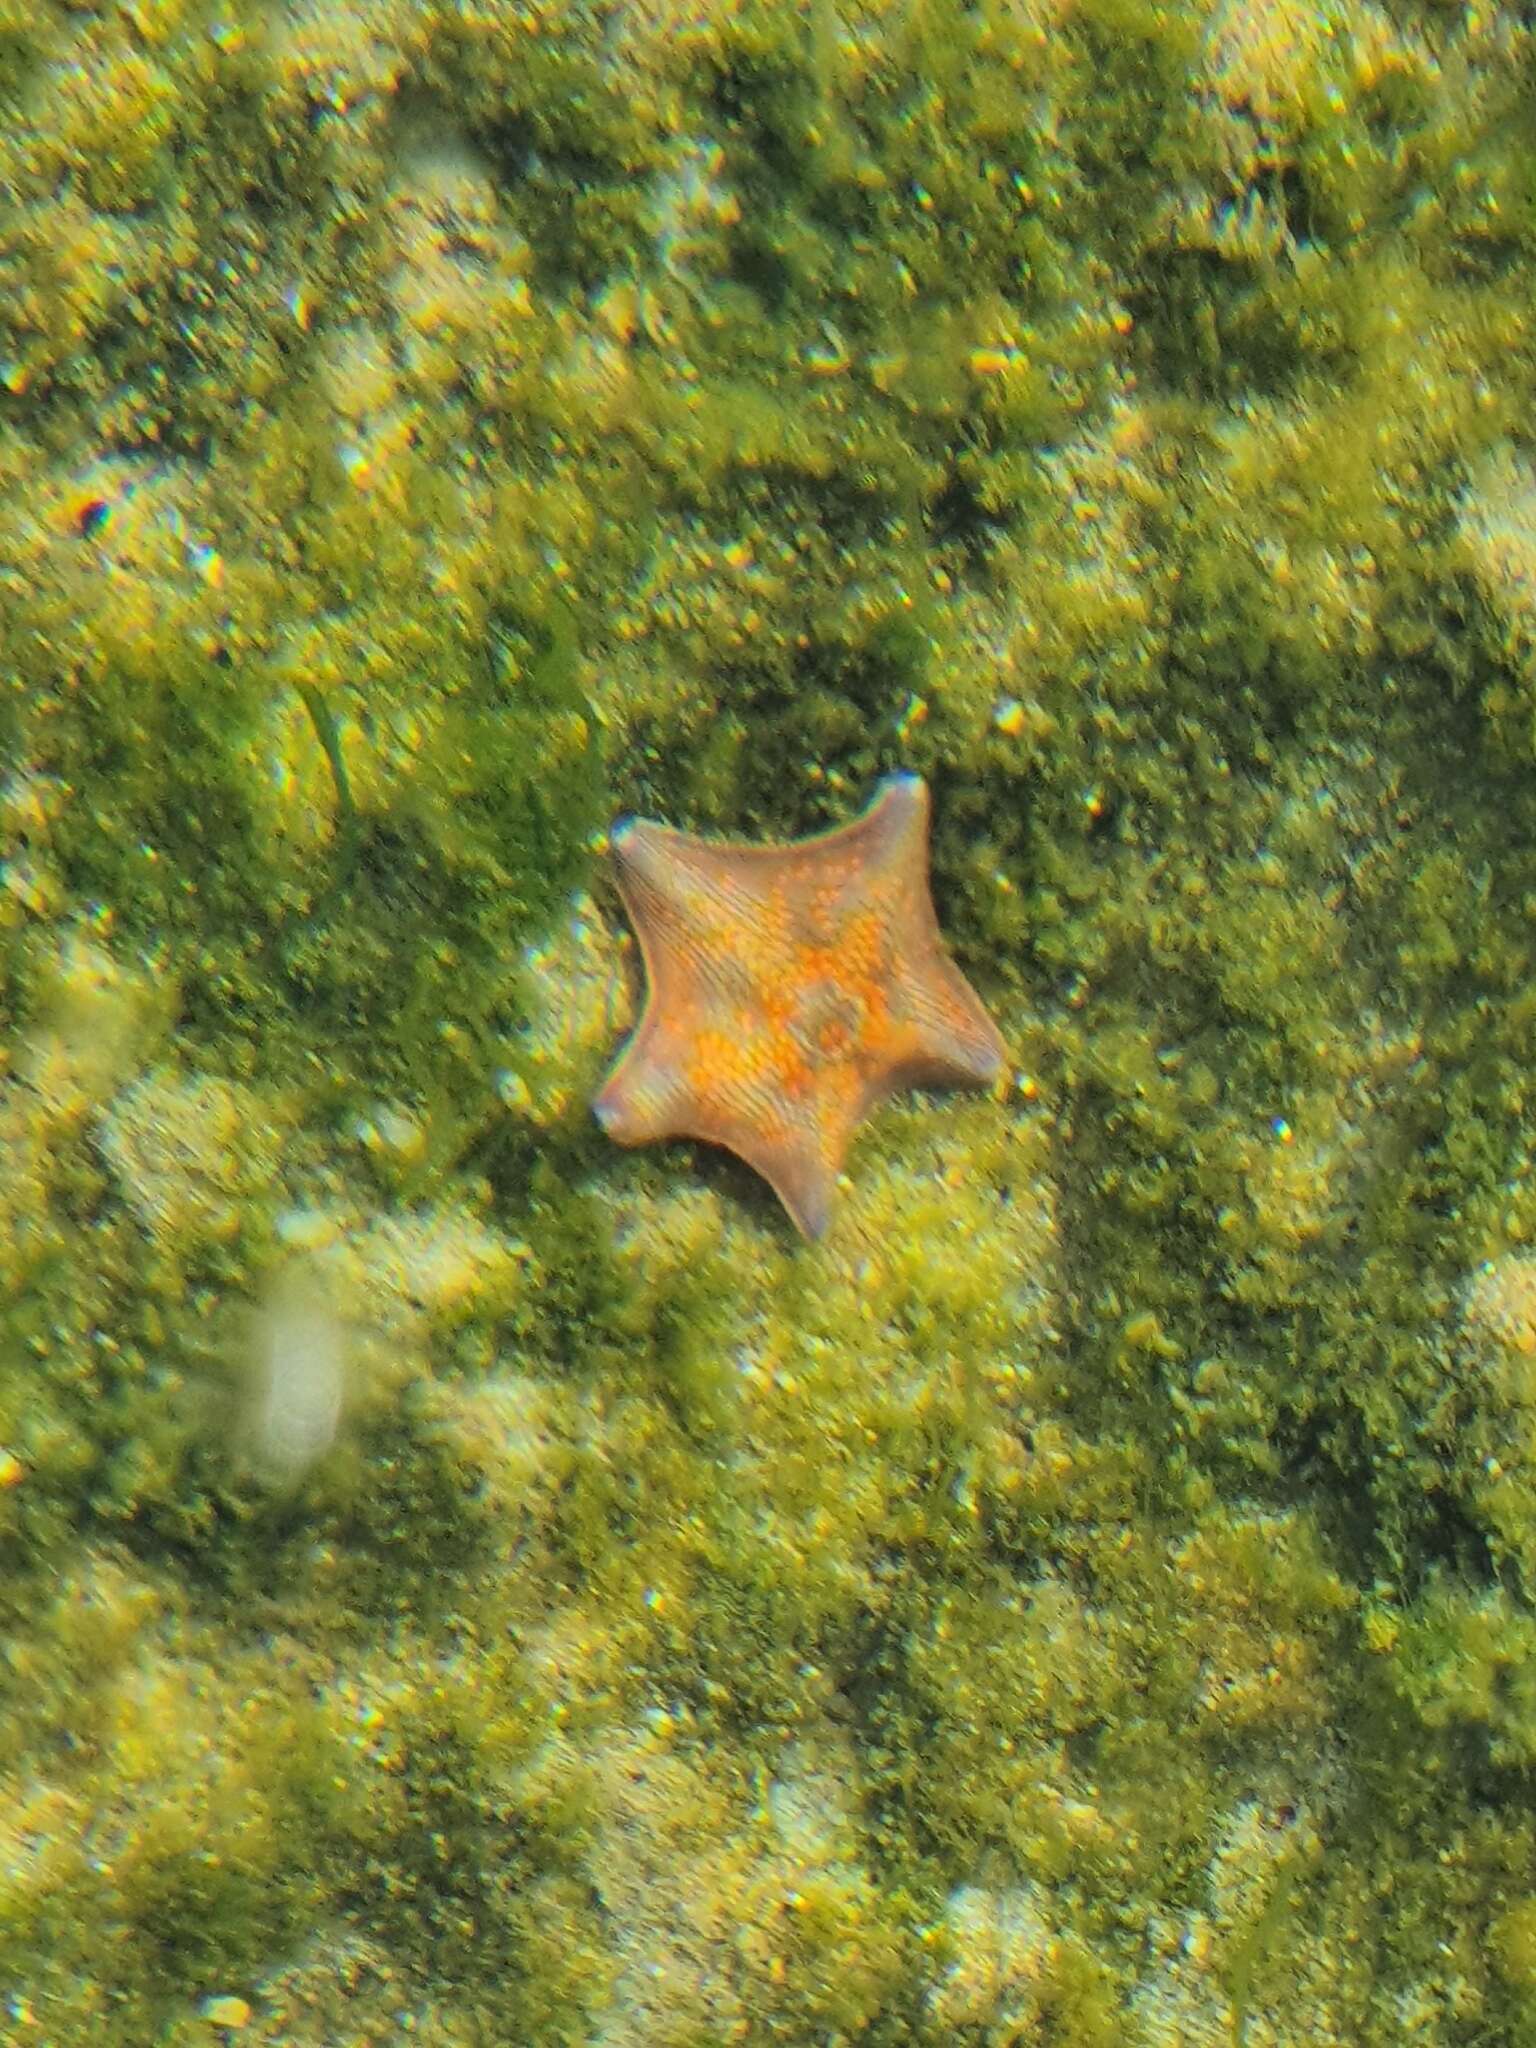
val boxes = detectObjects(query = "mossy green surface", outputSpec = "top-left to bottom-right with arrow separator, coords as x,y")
4,0 -> 1536,2040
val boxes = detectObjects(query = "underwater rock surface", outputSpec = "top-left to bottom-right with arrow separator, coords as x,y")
4,0 -> 1536,2040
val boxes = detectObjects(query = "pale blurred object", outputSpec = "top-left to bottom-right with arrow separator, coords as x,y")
241,1266 -> 347,1484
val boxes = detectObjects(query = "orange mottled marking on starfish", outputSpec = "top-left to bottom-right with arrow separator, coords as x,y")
592,773 -> 1008,1239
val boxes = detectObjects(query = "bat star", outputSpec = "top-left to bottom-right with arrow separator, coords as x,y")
592,774 -> 1007,1238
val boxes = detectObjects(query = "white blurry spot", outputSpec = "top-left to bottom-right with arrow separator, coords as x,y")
244,1267 -> 346,1482
354,1103 -> 425,1161
274,1204 -> 341,1253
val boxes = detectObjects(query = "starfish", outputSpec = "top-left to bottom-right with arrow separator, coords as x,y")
592,773 -> 1008,1238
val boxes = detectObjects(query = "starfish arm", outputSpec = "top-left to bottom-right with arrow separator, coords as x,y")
591,1027 -> 686,1145
753,1143 -> 840,1241
609,817 -> 780,996
865,784 -> 1008,1093
890,949 -> 1009,1091
595,1039 -> 847,1238
692,1097 -> 851,1239
859,770 -> 929,855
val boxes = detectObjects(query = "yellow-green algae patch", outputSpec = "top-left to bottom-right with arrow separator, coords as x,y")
6,0 -> 1536,2041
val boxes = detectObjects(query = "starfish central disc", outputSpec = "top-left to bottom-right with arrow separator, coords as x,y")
592,774 -> 1007,1238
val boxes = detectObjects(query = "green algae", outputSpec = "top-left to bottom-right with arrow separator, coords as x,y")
4,0 -> 1536,2041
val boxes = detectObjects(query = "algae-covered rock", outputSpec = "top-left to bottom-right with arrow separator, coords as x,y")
1443,1255 -> 1536,1604
5,0 -> 1536,2041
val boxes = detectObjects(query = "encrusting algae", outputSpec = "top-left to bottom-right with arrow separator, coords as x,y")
6,0 -> 1536,2042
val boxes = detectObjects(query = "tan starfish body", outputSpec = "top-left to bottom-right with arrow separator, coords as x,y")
592,774 -> 1007,1238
